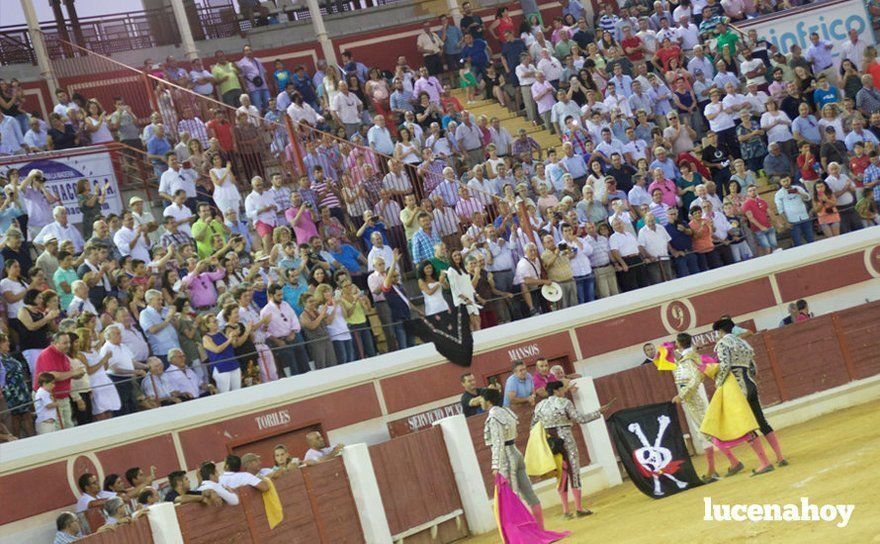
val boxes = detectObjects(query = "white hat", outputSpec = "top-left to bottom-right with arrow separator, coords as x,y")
541,282 -> 563,303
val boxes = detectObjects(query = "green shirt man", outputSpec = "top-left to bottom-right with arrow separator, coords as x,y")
192,217 -> 228,259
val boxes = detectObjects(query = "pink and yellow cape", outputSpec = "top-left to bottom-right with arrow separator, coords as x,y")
493,474 -> 570,544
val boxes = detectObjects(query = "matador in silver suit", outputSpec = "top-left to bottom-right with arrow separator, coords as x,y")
531,390 -> 600,490
484,404 -> 540,506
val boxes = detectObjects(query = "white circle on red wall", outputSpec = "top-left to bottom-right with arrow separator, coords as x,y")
865,245 -> 880,279
67,452 -> 105,498
660,298 -> 697,333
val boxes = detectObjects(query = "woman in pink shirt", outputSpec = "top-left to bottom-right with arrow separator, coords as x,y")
648,168 -> 679,208
286,191 -> 319,245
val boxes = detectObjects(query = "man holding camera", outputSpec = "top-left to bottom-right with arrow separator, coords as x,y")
540,234 -> 577,310
773,177 -> 813,247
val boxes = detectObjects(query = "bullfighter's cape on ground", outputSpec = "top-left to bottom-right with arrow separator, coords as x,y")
493,474 -> 569,544
411,305 -> 474,367
607,402 -> 704,499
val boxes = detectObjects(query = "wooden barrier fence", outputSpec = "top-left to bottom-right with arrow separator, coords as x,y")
76,515 -> 153,544
369,425 -> 467,544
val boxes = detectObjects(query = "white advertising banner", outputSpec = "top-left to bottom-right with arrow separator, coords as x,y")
0,148 -> 124,225
738,0 -> 876,60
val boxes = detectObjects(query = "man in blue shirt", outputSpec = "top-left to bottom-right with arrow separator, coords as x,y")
503,361 -> 535,406
411,212 -> 441,264
805,32 -> 836,84
460,33 -> 489,77
811,75 -> 840,108
560,142 -> 588,186
327,237 -> 367,280
791,102 -> 822,148
139,289 -> 181,368
664,208 -> 700,278
146,124 -> 172,179
439,15 -> 463,72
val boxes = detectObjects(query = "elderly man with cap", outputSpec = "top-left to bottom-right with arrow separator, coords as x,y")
35,234 -> 60,288
242,452 -> 284,478
34,206 -> 84,253
129,195 -> 160,243
219,454 -> 271,491
140,356 -> 183,405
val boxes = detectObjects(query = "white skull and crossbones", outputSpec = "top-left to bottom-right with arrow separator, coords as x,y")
628,415 -> 689,496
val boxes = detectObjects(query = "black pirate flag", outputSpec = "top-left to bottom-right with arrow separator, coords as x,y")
410,305 -> 474,367
607,402 -> 704,499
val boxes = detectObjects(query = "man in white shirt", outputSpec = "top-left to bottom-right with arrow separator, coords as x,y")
23,118 -> 48,151
366,231 -> 395,273
52,89 -> 80,123
303,431 -> 344,465
637,212 -> 672,284
140,357 -> 184,405
163,190 -> 195,237
197,462 -> 240,505
367,114 -> 394,156
513,242 -> 549,316
609,218 -> 647,291
773,176 -> 812,246
34,207 -> 85,253
244,176 -> 278,253
515,53 -> 539,123
560,223 -> 594,304
157,153 -> 198,205
100,324 -> 147,416
114,210 -> 151,262
841,28 -> 868,73
75,473 -> 117,512
164,348 -> 207,399
236,94 -> 261,126
687,45 -> 715,79
331,81 -> 364,137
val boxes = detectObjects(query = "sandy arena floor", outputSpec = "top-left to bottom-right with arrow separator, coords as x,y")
463,400 -> 880,544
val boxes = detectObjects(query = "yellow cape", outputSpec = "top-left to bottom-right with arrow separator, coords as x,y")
262,478 -> 284,529
524,422 -> 556,477
700,364 -> 759,441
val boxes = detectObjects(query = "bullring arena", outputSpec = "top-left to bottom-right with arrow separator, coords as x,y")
1,0 -> 879,542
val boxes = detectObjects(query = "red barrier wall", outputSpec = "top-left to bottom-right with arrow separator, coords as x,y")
76,515 -> 153,544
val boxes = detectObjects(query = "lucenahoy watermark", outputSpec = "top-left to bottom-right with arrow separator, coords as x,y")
704,497 -> 855,528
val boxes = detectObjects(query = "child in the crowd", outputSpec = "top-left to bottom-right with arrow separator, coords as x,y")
34,372 -> 59,435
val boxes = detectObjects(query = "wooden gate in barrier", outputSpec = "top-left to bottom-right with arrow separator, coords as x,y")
466,403 -> 591,495
369,425 -> 468,544
175,457 -> 363,544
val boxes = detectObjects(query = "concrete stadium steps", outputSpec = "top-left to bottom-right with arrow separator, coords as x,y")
451,89 -> 563,152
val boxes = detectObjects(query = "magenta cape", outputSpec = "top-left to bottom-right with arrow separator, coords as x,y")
493,474 -> 570,544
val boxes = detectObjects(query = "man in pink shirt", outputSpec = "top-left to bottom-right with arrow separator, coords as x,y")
182,260 -> 226,310
648,167 -> 679,208
412,67 -> 443,105
261,284 -> 311,376
532,357 -> 560,398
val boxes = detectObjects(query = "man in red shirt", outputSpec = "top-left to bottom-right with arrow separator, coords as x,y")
849,141 -> 870,186
741,185 -> 778,256
620,25 -> 645,65
206,109 -> 235,153
33,332 -> 83,430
